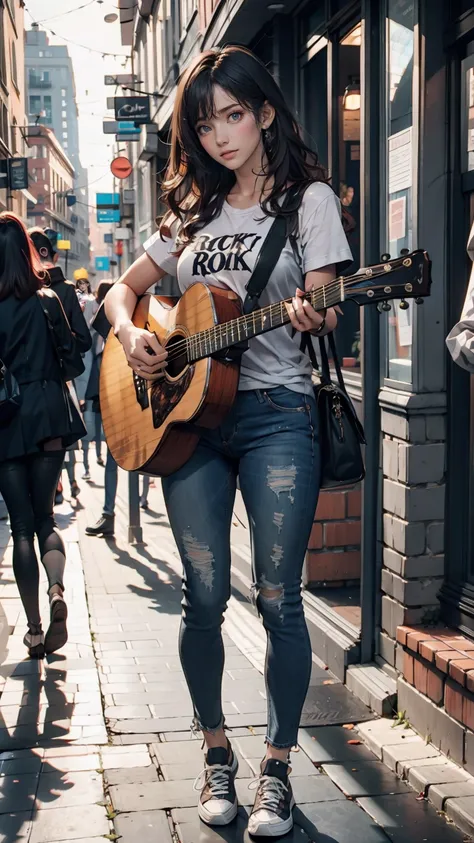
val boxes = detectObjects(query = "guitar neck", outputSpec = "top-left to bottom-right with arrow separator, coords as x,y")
187,277 -> 347,362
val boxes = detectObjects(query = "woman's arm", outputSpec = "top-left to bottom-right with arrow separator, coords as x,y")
104,253 -> 169,379
286,264 -> 337,336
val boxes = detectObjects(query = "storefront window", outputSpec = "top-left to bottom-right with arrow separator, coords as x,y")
386,0 -> 415,383
337,22 -> 361,370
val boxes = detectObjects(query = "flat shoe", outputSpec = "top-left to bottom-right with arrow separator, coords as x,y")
44,594 -> 68,654
23,626 -> 45,659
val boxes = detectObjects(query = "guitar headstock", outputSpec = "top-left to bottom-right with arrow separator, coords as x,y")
344,250 -> 432,309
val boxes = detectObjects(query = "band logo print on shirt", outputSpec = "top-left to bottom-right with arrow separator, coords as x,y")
191,232 -> 262,276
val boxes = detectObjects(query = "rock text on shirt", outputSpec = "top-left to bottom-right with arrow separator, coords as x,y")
191,232 -> 262,276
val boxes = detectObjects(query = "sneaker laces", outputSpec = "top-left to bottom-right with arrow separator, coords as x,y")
193,763 -> 233,798
249,775 -> 288,812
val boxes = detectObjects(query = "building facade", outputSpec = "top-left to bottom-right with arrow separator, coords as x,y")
26,126 -> 76,274
0,0 -> 28,218
25,25 -> 90,276
114,0 -> 474,769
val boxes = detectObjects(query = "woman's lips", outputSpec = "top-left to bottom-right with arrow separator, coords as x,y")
220,150 -> 237,159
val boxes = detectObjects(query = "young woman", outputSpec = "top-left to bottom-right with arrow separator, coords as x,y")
105,46 -> 352,836
0,214 -> 88,658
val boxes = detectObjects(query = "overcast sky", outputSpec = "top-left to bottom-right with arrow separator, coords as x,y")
25,0 -> 132,196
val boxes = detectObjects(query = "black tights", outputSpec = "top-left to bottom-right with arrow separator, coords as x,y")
0,450 -> 66,628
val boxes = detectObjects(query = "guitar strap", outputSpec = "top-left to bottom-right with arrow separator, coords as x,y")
242,184 -> 299,315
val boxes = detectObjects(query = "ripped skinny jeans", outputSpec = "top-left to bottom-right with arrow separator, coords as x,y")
162,386 -> 320,750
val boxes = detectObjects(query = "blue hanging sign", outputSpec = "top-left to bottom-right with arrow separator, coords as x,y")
95,256 -> 111,272
97,208 -> 120,223
96,192 -> 120,208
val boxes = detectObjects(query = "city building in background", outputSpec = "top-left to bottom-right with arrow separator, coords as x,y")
109,0 -> 474,770
0,0 -> 29,218
26,127 -> 75,268
25,23 -> 90,276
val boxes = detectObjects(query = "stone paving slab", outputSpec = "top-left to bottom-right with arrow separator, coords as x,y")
383,739 -> 440,773
114,810 -> 174,843
296,800 -> 390,843
172,806 -> 315,843
408,762 -> 469,794
0,812 -> 33,843
322,760 -> 412,798
358,793 -> 465,843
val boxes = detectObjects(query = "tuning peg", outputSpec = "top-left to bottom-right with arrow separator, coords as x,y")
399,299 -> 409,310
400,248 -> 410,256
381,253 -> 391,262
381,301 -> 391,311
414,297 -> 424,305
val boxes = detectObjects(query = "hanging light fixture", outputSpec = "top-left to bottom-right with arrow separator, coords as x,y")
343,77 -> 361,111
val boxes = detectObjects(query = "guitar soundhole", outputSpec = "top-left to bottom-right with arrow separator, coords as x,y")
166,332 -> 188,379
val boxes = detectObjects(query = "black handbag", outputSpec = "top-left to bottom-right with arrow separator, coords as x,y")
301,331 -> 365,488
0,358 -> 21,425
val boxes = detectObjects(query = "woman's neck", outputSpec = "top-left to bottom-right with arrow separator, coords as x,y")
228,145 -> 273,203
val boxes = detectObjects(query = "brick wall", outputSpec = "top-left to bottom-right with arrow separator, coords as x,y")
378,401 -> 446,668
306,486 -> 361,585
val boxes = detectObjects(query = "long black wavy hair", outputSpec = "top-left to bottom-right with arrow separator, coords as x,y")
160,45 -> 327,246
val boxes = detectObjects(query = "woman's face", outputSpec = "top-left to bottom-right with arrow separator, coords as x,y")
77,280 -> 88,294
194,85 -> 267,172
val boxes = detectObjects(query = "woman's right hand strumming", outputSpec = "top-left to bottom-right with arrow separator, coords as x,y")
117,324 -> 168,381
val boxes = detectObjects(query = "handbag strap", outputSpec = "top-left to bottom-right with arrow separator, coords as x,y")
243,184 -> 299,314
301,330 -> 346,392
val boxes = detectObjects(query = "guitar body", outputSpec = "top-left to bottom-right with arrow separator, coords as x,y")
100,283 -> 241,476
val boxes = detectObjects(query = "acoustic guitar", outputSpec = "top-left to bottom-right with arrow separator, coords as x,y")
100,250 -> 431,476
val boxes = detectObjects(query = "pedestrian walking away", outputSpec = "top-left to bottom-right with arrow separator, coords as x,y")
0,214 -> 90,659
104,46 -> 352,838
29,228 -> 91,504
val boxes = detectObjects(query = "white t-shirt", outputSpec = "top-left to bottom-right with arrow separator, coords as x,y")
144,182 -> 352,394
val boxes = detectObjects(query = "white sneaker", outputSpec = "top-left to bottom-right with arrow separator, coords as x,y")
247,758 -> 295,837
194,742 -> 239,826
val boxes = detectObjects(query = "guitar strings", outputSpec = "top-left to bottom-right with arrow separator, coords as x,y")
164,273 -> 402,365
147,259 -> 409,367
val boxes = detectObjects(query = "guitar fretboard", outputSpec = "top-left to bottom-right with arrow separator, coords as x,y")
185,278 -> 347,362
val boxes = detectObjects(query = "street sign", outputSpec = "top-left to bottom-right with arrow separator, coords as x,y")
103,120 -> 140,136
114,96 -> 150,124
97,209 -> 120,223
57,239 -> 71,250
95,256 -> 111,272
96,192 -> 120,208
110,156 -> 133,179
116,134 -> 140,142
104,233 -> 113,244
115,227 -> 131,240
8,158 -> 28,190
104,74 -> 136,86
123,188 -> 135,204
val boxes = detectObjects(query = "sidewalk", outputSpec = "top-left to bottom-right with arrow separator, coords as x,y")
0,457 -> 467,843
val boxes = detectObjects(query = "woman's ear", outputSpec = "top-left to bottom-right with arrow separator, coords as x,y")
260,101 -> 275,131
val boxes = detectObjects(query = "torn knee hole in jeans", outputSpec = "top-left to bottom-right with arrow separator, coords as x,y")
182,531 -> 215,591
251,577 -> 284,619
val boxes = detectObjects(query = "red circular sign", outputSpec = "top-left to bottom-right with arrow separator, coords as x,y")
110,156 -> 133,179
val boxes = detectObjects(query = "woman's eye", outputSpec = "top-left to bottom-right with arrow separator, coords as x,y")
229,111 -> 242,122
197,125 -> 210,136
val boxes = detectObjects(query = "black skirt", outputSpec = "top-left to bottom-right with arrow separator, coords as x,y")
0,378 -> 86,462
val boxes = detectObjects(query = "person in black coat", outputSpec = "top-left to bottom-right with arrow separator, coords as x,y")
29,228 -> 91,501
0,213 -> 89,658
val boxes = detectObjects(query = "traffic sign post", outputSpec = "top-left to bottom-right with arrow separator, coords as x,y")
57,239 -> 71,276
110,156 -> 133,179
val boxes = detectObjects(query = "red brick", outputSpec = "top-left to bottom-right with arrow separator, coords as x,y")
406,630 -> 436,654
457,640 -> 474,652
449,658 -> 474,687
315,491 -> 346,521
324,520 -> 361,548
396,625 -> 413,646
426,667 -> 444,704
435,649 -> 460,673
306,551 -> 361,583
445,681 -> 464,722
466,671 -> 474,694
309,522 -> 323,550
464,693 -> 474,731
403,651 -> 414,685
443,638 -> 472,652
347,489 -> 362,518
414,658 -> 428,695
419,639 -> 449,663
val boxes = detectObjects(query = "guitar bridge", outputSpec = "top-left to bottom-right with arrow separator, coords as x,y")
133,371 -> 149,410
